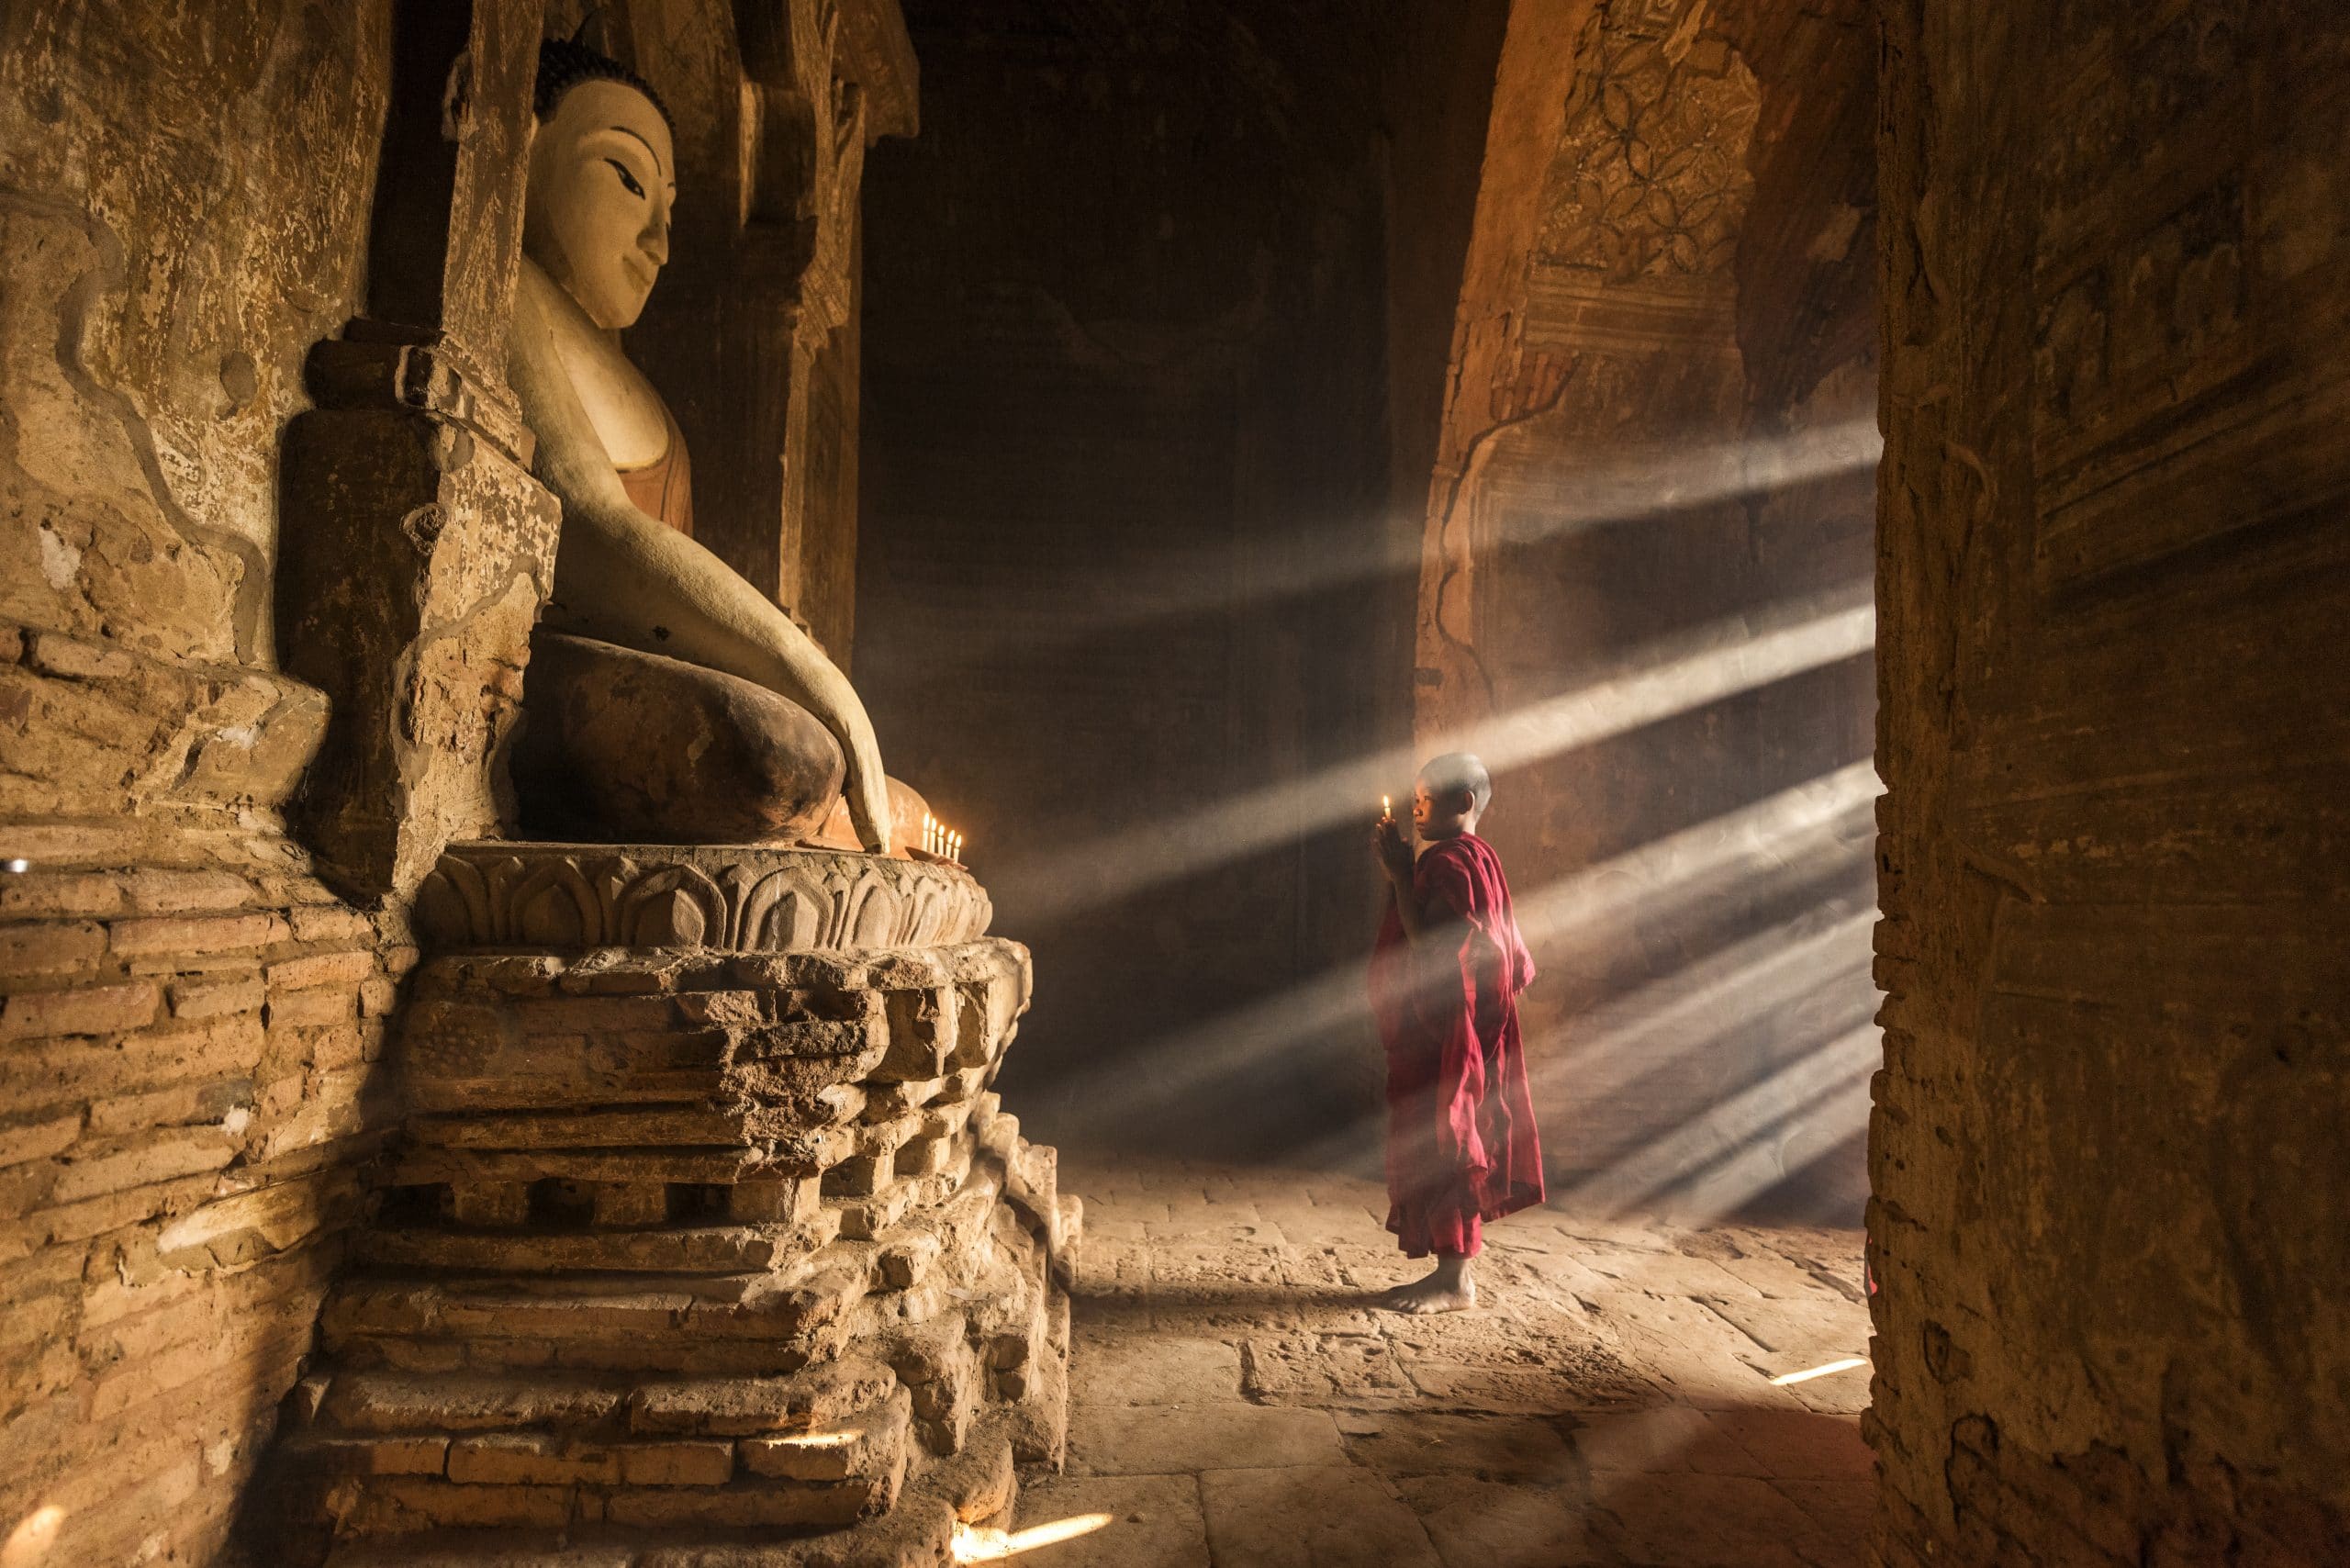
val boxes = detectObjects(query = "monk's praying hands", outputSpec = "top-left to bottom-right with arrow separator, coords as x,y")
1371,811 -> 1416,887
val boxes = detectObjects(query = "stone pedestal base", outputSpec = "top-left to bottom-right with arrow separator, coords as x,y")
268,847 -> 1075,1565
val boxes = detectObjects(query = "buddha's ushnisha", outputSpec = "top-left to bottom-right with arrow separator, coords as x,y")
507,39 -> 895,852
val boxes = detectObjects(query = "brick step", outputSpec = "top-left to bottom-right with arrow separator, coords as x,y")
394,1145 -> 811,1188
311,1360 -> 900,1434
313,1404 -> 1022,1568
316,1457 -> 899,1535
356,1218 -> 846,1276
386,1164 -> 836,1233
390,1111 -> 981,1207
321,1509 -> 951,1568
323,1271 -> 867,1357
325,1322 -> 852,1381
320,1480 -> 958,1568
408,1103 -> 835,1150
387,1119 -> 975,1220
404,1058 -> 875,1115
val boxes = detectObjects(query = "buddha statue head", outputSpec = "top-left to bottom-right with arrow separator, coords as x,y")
524,39 -> 677,330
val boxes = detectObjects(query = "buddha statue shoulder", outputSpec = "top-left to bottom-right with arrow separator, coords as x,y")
504,40 -> 902,854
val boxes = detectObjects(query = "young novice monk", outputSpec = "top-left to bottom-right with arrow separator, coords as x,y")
1368,753 -> 1543,1312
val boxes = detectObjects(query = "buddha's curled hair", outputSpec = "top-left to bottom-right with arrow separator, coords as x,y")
533,36 -> 672,127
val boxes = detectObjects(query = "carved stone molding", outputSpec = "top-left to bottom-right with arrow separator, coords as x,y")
413,841 -> 993,952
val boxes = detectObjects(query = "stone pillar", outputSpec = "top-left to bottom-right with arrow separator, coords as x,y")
274,0 -> 562,905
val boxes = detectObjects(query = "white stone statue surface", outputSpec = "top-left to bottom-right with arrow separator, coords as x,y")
505,42 -> 895,853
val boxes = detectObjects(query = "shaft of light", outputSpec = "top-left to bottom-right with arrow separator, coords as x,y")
952,1513 -> 1115,1562
1557,1023 -> 1881,1215
1042,769 -> 1878,1130
999,584 -> 1875,921
963,416 -> 1881,655
1770,1357 -> 1870,1386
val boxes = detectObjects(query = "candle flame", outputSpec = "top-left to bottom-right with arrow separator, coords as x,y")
919,813 -> 967,865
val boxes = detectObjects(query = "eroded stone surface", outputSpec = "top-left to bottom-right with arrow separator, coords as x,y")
265,935 -> 1069,1563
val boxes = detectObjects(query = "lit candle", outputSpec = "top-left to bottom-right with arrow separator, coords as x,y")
1381,794 -> 1391,820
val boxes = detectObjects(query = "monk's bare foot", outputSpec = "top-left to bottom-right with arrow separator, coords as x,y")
1380,1260 -> 1476,1314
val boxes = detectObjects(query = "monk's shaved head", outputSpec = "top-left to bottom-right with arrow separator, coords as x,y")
1418,752 -> 1493,812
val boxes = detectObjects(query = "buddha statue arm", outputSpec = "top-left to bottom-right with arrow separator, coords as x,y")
507,265 -> 895,852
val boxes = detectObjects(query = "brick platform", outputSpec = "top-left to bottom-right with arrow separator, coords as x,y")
265,851 -> 1075,1565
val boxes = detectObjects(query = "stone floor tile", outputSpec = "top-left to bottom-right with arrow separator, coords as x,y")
1573,1249 -> 1768,1302
1150,1243 -> 1285,1297
1069,1331 -> 1243,1407
1571,1406 -> 1768,1476
1164,1198 -> 1262,1228
1338,1411 -> 1575,1482
1276,1247 -> 1356,1292
1069,1237 -> 1151,1305
1381,1301 -> 1646,1395
1771,1475 -> 1875,1558
1405,1360 -> 1652,1417
1254,1197 -> 1341,1229
1780,1367 -> 1873,1417
1703,1409 -> 1873,1480
1697,1296 -> 1868,1371
1586,1471 -> 1826,1567
1145,1216 -> 1291,1249
1242,1331 -> 1417,1404
1538,1214 -> 1686,1254
1395,1474 -> 1610,1568
1009,1473 -> 1211,1567
1068,1402 -> 1346,1475
1157,1289 -> 1387,1337
1672,1230 -> 1855,1302
1200,1465 -> 1443,1568
1570,1289 -> 1813,1410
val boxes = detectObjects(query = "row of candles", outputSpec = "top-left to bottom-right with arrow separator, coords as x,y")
921,812 -> 963,864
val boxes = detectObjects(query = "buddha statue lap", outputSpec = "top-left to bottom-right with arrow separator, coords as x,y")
505,41 -> 898,851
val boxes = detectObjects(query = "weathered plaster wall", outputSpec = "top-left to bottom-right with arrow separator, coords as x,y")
0,5 -> 414,1562
856,2 -> 1412,1158
1870,0 -> 2350,1559
1416,0 -> 1879,1223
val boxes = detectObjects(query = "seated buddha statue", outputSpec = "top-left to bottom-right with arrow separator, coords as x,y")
504,39 -> 912,852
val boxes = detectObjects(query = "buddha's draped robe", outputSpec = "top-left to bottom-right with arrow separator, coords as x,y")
1369,833 -> 1544,1258
618,400 -> 695,538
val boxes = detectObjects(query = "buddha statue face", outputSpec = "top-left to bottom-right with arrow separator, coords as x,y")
524,76 -> 677,330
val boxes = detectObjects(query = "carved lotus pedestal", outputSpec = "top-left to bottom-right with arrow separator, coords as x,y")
272,845 -> 1077,1566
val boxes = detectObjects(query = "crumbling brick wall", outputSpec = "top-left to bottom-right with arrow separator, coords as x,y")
0,4 -> 405,1560
1870,0 -> 2350,1559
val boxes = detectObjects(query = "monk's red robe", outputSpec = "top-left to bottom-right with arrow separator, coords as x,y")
1369,833 -> 1543,1259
